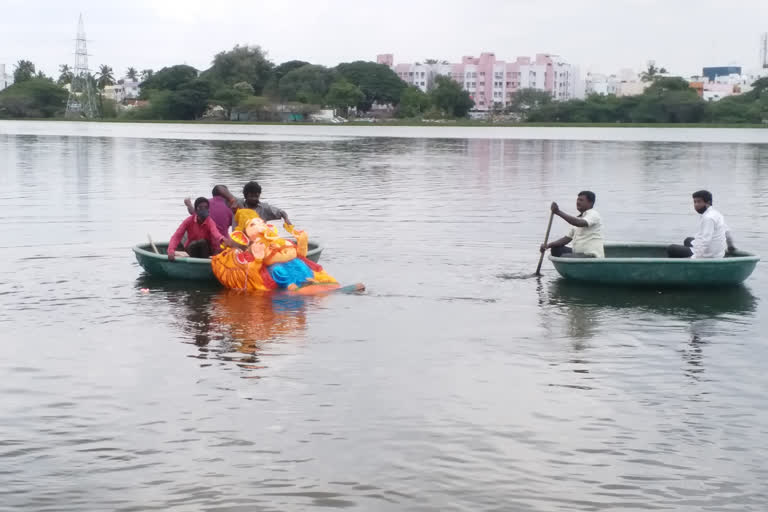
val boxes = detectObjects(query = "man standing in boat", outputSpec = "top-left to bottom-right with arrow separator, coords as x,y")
667,190 -> 735,258
540,191 -> 605,258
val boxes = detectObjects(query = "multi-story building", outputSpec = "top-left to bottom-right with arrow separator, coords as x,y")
102,79 -> 141,104
378,52 -> 580,110
122,80 -> 140,99
0,64 -> 13,91
702,66 -> 742,82
584,73 -> 619,96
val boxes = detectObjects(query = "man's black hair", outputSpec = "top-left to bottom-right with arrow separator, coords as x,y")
578,190 -> 596,204
193,197 -> 209,209
692,190 -> 713,204
243,181 -> 262,197
212,185 -> 227,197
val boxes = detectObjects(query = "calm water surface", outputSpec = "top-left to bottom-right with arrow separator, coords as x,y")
1,121 -> 767,511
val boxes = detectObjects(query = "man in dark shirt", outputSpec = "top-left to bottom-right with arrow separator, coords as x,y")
234,181 -> 292,227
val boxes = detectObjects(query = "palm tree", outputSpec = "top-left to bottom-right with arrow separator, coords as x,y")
96,64 -> 115,90
126,67 -> 138,81
140,69 -> 154,81
58,64 -> 73,85
640,62 -> 669,82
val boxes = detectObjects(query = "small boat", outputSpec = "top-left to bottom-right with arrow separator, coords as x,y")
133,241 -> 323,281
550,242 -> 759,287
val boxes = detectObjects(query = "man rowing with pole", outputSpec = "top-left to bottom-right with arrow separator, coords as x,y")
539,190 -> 605,258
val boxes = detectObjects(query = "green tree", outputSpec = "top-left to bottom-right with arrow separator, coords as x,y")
233,81 -> 255,95
57,64 -> 73,85
640,61 -> 669,82
96,64 -> 115,90
126,67 -> 139,81
213,87 -> 247,119
335,61 -> 407,111
278,64 -> 335,103
0,78 -> 68,118
140,69 -> 154,81
205,44 -> 274,94
263,60 -> 311,97
273,60 -> 310,83
398,86 -> 431,118
170,79 -> 213,119
324,79 -> 364,116
101,98 -> 119,118
429,75 -> 474,117
506,88 -> 552,118
139,65 -> 198,97
13,60 -> 36,84
644,77 -> 690,95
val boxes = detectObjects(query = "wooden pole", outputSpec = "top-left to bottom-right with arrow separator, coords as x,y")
535,211 -> 555,276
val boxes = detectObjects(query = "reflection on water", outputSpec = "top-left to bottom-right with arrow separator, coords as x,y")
135,277 -> 310,378
546,279 -> 758,319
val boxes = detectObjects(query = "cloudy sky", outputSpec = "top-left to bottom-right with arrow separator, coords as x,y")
1,0 -> 767,79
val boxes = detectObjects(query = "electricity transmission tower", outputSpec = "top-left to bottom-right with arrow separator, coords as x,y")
65,14 -> 99,119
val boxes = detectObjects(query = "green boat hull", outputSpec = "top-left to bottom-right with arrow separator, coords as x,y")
550,243 -> 759,287
133,241 -> 323,281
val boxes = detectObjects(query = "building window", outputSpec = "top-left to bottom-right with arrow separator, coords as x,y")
479,82 -> 485,87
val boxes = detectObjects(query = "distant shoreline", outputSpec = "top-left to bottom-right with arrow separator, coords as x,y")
2,118 -> 767,129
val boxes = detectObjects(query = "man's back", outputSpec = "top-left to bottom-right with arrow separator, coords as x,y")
209,196 -> 233,235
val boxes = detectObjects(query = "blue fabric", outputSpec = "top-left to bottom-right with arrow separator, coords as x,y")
268,259 -> 314,289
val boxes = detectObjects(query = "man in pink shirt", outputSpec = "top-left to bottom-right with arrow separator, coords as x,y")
169,197 -> 226,261
184,185 -> 237,236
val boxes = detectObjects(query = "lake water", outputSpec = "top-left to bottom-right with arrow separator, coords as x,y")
1,121 -> 767,511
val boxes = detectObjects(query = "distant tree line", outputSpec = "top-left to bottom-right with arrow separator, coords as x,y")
0,47 -> 477,121
2,51 -> 767,124
509,77 -> 768,124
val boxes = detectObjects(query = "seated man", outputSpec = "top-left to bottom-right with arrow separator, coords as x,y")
168,197 -> 226,261
234,181 -> 292,231
184,185 -> 237,236
667,190 -> 735,259
540,190 -> 604,258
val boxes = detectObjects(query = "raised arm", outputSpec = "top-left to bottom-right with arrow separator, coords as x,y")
213,185 -> 239,211
551,202 -> 588,227
264,203 -> 292,226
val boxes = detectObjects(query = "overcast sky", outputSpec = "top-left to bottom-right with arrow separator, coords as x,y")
1,0 -> 767,79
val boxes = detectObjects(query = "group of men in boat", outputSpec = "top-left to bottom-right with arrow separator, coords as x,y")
540,189 -> 736,259
168,181 -> 735,263
167,181 -> 290,261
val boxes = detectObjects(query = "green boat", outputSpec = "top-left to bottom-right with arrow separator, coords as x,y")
549,242 -> 759,287
133,241 -> 323,281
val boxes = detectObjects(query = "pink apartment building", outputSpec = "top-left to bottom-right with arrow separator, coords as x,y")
378,52 -> 580,110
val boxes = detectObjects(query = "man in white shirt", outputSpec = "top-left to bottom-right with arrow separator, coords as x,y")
540,190 -> 605,258
667,190 -> 735,258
